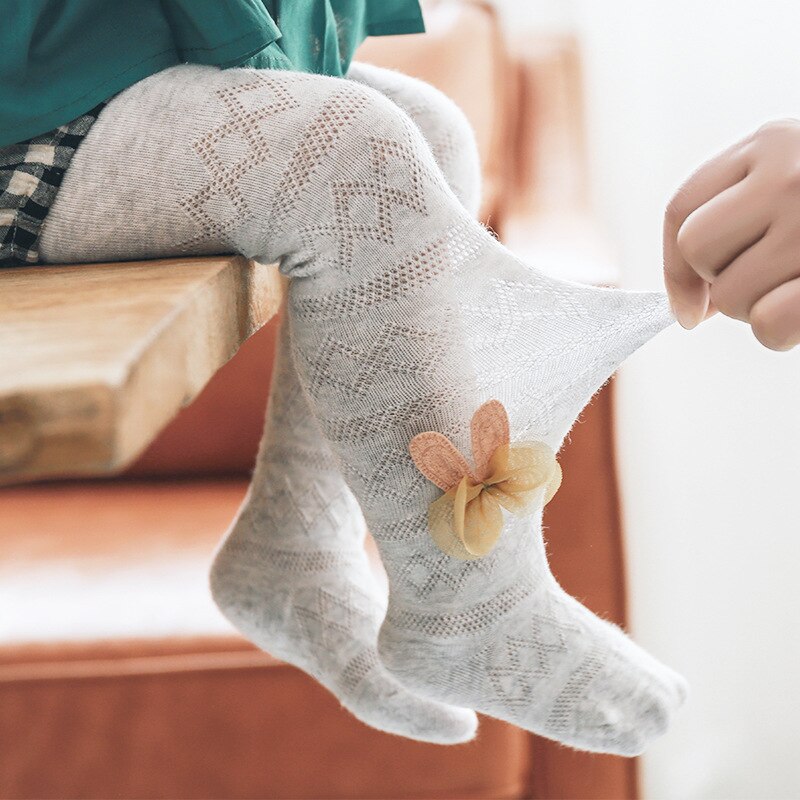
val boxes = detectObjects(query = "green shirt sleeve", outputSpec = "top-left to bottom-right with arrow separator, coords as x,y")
158,0 -> 282,68
0,0 -> 424,147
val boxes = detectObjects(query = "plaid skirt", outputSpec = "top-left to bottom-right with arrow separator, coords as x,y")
0,101 -> 107,267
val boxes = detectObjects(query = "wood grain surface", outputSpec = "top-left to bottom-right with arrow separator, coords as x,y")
0,257 -> 283,485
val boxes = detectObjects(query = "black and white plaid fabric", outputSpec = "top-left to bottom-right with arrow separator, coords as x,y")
0,101 -> 107,267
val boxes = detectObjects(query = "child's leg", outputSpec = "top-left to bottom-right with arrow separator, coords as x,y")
39,64 -> 685,755
210,64 -> 483,743
210,321 -> 477,743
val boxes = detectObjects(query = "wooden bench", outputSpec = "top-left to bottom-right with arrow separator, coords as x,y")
0,257 -> 283,486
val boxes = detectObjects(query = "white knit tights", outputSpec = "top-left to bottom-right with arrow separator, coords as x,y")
210,64 -> 482,743
39,63 -> 686,754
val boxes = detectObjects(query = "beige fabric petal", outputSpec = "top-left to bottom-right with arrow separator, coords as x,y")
544,460 -> 563,506
428,490 -> 476,560
484,442 -> 558,510
451,476 -> 483,542
460,491 -> 504,556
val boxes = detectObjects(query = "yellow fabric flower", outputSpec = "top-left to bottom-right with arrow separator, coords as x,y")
410,401 -> 562,561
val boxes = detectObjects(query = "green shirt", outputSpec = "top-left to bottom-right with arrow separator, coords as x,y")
0,0 -> 425,147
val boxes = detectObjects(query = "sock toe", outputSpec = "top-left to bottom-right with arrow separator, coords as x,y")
593,665 -> 686,756
347,672 -> 478,744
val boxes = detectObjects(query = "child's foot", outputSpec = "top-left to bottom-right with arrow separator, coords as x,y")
210,324 -> 477,744
379,563 -> 686,755
211,498 -> 477,743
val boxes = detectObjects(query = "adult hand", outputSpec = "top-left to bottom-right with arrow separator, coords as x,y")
664,119 -> 800,350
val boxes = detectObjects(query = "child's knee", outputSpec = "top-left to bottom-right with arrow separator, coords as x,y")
373,75 -> 482,214
412,81 -> 477,152
419,90 -> 482,213
348,79 -> 481,214
349,79 -> 424,146
348,63 -> 479,161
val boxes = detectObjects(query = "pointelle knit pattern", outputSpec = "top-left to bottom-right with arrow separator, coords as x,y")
39,63 -> 687,754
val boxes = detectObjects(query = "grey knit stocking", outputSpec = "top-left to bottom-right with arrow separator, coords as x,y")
39,63 -> 686,754
210,64 -> 481,743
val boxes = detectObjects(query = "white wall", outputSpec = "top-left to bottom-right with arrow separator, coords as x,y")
497,1 -> 800,796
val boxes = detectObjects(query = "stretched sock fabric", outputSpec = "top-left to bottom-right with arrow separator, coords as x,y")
210,63 -> 481,743
39,63 -> 687,755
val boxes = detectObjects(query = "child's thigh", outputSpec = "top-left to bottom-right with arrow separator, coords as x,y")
38,64 -> 372,265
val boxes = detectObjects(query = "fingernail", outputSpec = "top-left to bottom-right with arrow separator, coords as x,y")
671,298 -> 707,330
672,305 -> 702,330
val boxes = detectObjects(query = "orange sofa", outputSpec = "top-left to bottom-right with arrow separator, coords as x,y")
0,4 -> 637,798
